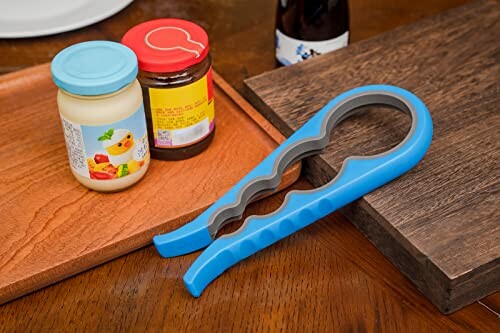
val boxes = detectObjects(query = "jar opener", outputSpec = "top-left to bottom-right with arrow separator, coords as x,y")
153,85 -> 433,297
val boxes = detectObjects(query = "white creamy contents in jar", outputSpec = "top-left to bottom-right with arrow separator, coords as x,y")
52,41 -> 150,192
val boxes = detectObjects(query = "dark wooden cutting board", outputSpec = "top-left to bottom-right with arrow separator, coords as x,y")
244,0 -> 499,314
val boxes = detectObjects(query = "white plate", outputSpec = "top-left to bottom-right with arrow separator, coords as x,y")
0,0 -> 133,38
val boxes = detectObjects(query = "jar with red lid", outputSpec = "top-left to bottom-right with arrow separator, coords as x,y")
122,19 -> 215,160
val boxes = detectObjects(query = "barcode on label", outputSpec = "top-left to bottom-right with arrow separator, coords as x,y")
175,122 -> 204,142
171,118 -> 210,146
157,129 -> 172,145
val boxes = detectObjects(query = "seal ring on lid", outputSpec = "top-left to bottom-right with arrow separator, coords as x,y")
121,18 -> 210,73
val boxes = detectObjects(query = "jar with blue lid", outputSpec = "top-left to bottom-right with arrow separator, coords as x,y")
51,41 -> 150,192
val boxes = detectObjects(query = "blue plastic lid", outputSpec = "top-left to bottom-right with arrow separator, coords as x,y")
51,41 -> 138,96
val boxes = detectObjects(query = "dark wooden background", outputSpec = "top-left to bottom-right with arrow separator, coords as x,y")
244,0 -> 500,314
0,0 -> 498,332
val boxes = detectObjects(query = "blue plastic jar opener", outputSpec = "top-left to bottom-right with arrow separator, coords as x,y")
153,85 -> 433,297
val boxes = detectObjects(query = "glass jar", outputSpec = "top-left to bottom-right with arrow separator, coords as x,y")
122,19 -> 215,160
51,41 -> 151,192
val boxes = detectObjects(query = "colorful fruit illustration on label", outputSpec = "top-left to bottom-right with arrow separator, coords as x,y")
87,127 -> 149,180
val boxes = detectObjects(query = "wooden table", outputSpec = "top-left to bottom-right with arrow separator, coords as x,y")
0,1 -> 498,331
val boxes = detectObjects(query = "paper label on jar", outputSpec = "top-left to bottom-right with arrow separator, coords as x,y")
148,67 -> 215,148
275,29 -> 349,66
60,104 -> 150,181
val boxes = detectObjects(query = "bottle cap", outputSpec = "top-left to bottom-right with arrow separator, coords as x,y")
121,18 -> 209,73
51,41 -> 138,96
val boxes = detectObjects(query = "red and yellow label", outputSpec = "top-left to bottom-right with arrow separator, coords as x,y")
148,68 -> 215,148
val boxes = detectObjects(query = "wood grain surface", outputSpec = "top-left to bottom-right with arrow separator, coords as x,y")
0,64 -> 300,305
244,0 -> 500,313
0,180 -> 499,332
1,0 -> 499,331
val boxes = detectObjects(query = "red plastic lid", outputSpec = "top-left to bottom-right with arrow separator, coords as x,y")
122,18 -> 209,73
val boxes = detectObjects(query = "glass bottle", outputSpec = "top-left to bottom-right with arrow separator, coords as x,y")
275,0 -> 350,66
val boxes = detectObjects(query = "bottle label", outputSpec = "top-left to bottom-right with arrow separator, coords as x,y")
275,29 -> 349,66
60,104 -> 150,181
148,67 -> 215,148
